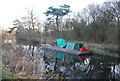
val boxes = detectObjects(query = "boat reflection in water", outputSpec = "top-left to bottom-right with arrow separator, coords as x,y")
56,53 -> 92,74
43,49 -> 120,79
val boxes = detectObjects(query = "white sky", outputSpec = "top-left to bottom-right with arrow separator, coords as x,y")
0,0 -> 106,30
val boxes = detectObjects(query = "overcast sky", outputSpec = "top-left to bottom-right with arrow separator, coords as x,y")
0,0 -> 107,29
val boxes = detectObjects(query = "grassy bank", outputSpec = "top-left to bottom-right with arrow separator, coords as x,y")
93,50 -> 120,58
0,61 -> 14,79
85,43 -> 119,58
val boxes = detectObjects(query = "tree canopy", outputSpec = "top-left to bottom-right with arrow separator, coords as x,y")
44,4 -> 71,17
44,4 -> 71,37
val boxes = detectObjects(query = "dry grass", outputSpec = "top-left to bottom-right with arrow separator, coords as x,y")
2,42 -> 44,79
2,41 -> 66,79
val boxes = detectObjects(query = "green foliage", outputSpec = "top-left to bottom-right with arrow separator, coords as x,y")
44,4 -> 71,35
0,61 -> 14,79
44,23 -> 52,32
7,27 -> 18,34
13,19 -> 21,26
2,69 -> 13,79
7,19 -> 23,34
44,4 -> 71,17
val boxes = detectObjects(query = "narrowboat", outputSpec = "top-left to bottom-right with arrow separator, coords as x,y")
41,42 -> 93,58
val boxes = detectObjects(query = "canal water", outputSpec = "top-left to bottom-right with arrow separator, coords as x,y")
41,47 -> 120,79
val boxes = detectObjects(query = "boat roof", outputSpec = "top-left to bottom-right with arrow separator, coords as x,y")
67,42 -> 83,44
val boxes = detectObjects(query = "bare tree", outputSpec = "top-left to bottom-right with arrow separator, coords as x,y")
21,8 -> 39,30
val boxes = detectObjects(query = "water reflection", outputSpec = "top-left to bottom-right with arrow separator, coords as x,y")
43,49 -> 120,79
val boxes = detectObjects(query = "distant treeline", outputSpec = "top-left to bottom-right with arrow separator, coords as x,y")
54,2 -> 120,44
12,2 -> 119,45
44,2 -> 119,45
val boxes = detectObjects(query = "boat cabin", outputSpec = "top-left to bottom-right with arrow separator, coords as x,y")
56,42 -> 85,59
66,42 -> 85,50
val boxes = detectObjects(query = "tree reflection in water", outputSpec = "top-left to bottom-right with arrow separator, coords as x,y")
43,51 -> 120,79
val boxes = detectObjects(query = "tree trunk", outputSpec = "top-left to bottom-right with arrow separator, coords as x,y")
56,16 -> 59,38
32,46 -> 34,57
117,17 -> 120,55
